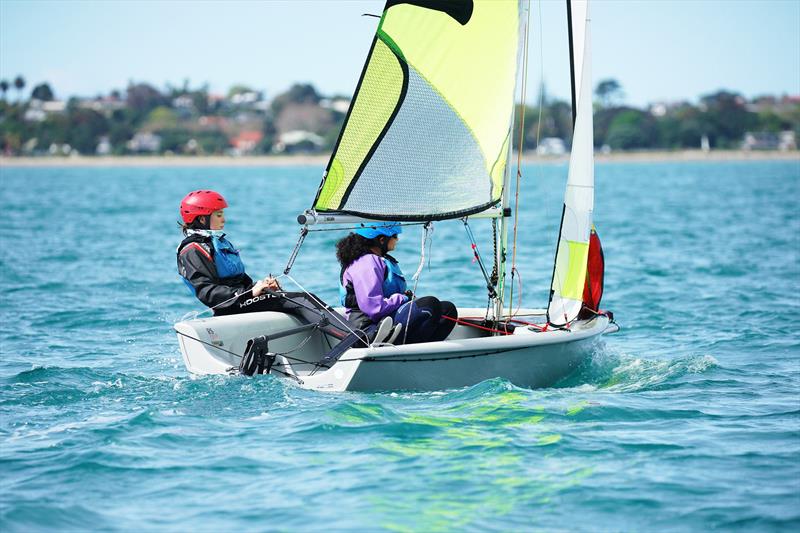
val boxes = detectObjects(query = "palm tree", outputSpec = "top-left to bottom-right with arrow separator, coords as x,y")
0,80 -> 8,101
13,75 -> 25,102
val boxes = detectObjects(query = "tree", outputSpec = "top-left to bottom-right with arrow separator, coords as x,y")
595,79 -> 623,108
698,90 -> 757,148
125,82 -> 166,117
604,109 -> 657,150
143,106 -> 179,131
227,84 -> 254,99
13,75 -> 25,102
31,83 -> 54,101
0,80 -> 8,100
66,108 -> 109,154
271,83 -> 321,115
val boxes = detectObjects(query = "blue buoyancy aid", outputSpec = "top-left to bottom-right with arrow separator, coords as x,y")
383,255 -> 407,296
339,255 -> 407,306
211,235 -> 246,278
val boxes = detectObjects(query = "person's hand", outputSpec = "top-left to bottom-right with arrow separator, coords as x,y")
251,279 -> 268,297
251,276 -> 280,297
405,290 -> 414,299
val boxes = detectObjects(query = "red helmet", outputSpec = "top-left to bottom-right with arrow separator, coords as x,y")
180,190 -> 228,224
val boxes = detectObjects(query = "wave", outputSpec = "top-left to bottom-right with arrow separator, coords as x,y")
557,345 -> 719,393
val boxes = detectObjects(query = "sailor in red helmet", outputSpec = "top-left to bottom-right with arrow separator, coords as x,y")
177,190 -> 377,367
177,190 -> 280,314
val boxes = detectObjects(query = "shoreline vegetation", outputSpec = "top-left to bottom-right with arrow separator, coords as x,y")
2,149 -> 797,168
2,77 -> 798,163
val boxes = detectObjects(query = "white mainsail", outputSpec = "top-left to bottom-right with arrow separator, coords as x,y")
547,0 -> 595,326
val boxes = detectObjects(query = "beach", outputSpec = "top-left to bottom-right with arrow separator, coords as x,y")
1,149 -> 797,167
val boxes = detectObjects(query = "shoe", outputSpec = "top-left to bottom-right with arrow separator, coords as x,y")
386,323 -> 403,345
371,317 -> 393,345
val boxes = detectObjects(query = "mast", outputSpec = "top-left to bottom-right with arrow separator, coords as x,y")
566,0 -> 577,128
494,0 -> 530,321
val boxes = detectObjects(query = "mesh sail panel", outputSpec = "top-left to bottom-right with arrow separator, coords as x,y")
312,0 -> 524,221
342,65 -> 490,218
314,39 -> 404,211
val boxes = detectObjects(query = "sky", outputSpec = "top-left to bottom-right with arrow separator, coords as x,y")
1,0 -> 798,107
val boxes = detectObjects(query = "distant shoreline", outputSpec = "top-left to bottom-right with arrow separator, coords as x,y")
1,150 -> 797,168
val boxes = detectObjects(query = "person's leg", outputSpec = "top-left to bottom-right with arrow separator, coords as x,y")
218,289 -> 359,342
272,291 -> 355,340
430,300 -> 457,342
214,291 -> 284,315
393,296 -> 443,344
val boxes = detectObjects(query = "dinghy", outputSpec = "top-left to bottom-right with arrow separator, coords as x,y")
175,0 -> 618,392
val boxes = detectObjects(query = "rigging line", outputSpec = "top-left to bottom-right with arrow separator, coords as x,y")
441,315 -> 513,336
411,222 -> 431,281
173,328 -> 317,377
183,286 -> 250,320
401,222 -> 431,345
281,273 -> 370,345
462,218 -> 497,300
283,226 -> 308,275
508,0 -> 533,317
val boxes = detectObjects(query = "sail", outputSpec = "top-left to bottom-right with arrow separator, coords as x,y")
547,0 -> 594,326
311,0 -> 525,221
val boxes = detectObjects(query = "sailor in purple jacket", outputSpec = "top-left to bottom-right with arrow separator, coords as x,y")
336,223 -> 457,345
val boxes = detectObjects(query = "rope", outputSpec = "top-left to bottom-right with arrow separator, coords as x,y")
398,222 -> 432,344
174,328 -> 306,382
462,218 -> 497,299
508,0 -> 532,317
280,273 -> 369,344
411,222 -> 432,282
441,315 -> 513,336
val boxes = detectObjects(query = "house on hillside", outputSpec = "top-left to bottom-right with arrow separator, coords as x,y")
273,130 -> 324,154
741,130 -> 796,151
230,130 -> 264,155
127,132 -> 162,153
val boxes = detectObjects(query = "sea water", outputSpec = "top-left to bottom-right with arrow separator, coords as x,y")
1,160 -> 798,531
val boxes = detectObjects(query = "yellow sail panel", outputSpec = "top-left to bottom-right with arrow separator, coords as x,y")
552,239 -> 589,301
381,0 -> 519,177
314,38 -> 404,211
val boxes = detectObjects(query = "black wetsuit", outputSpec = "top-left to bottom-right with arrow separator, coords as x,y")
177,233 -> 353,345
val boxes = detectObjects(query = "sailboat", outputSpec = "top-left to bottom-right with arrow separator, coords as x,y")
174,0 -> 618,392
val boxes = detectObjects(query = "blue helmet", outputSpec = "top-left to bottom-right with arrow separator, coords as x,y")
354,222 -> 402,240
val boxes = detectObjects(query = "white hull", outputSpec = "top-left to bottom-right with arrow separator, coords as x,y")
175,308 -> 617,392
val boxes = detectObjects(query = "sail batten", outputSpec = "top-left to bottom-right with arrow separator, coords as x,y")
311,0 -> 525,221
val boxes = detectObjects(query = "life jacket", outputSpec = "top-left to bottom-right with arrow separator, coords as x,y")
339,254 -> 407,308
177,233 -> 246,294
210,235 -> 246,278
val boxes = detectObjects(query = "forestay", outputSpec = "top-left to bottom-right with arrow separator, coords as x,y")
311,0 -> 526,221
547,0 -> 595,326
